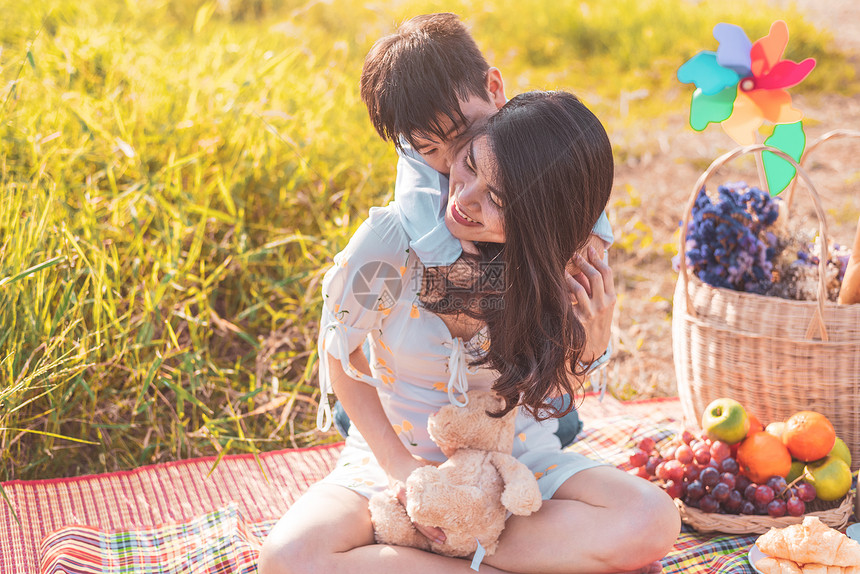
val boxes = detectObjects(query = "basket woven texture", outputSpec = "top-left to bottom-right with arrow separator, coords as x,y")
674,490 -> 854,535
672,137 -> 860,473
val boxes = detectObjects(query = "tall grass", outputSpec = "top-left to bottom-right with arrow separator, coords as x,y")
0,0 -> 855,480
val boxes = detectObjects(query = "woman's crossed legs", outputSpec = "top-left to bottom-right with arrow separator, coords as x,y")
258,465 -> 679,574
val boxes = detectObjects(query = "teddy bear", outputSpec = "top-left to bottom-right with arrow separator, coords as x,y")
368,390 -> 543,558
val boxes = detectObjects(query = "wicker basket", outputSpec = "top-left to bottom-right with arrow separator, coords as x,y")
672,141 -> 860,471
675,490 -> 854,535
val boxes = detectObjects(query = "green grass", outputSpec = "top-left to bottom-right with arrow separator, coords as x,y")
0,0 -> 856,481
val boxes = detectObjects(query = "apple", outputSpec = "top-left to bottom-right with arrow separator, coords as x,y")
829,437 -> 852,468
702,398 -> 750,445
765,421 -> 786,440
804,456 -> 852,501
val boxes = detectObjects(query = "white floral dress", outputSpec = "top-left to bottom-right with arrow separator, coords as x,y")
316,203 -> 602,500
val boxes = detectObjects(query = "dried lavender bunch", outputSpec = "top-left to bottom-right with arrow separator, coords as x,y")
683,182 -> 781,294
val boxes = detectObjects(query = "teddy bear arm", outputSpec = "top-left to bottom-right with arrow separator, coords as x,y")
369,491 -> 432,551
488,452 -> 543,516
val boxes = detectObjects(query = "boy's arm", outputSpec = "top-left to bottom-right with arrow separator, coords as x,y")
394,144 -> 462,267
592,210 -> 614,247
395,144 -> 447,219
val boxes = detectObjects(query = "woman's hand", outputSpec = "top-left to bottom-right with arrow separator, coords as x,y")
565,244 -> 616,365
387,456 -> 447,545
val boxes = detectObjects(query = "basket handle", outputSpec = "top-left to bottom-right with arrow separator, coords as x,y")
783,129 -> 860,212
678,144 -> 831,341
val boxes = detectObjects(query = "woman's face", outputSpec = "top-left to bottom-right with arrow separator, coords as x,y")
444,136 -> 505,244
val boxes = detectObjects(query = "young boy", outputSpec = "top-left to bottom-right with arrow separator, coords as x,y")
359,13 -> 614,267
333,12 -> 613,444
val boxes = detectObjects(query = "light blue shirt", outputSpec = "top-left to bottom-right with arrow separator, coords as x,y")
393,142 -> 613,372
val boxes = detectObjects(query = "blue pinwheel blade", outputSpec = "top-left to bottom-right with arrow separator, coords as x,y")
689,86 -> 737,131
677,51 -> 740,96
714,23 -> 752,76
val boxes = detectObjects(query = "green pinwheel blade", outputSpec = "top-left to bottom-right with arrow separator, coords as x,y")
762,121 -> 806,195
689,86 -> 737,131
677,51 -> 740,95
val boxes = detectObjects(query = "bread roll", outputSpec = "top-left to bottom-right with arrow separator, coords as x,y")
756,517 -> 860,567
756,558 -> 860,574
755,556 -> 802,574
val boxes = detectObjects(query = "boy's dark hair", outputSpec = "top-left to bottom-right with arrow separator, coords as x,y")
360,13 -> 492,152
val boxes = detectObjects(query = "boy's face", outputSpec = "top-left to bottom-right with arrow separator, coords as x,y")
411,95 -> 498,175
410,68 -> 506,175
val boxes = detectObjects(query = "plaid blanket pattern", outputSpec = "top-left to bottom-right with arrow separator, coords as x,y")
1,445 -> 340,573
40,504 -> 265,574
3,396 -> 765,574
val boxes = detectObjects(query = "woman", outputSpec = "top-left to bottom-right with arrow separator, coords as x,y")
259,91 -> 679,574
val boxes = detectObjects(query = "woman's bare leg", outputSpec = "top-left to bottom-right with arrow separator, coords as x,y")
259,467 -> 679,574
257,483 -> 512,574
485,465 -> 680,574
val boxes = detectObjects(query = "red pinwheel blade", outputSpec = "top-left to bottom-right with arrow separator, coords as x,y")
750,20 -> 788,77
754,58 -> 816,90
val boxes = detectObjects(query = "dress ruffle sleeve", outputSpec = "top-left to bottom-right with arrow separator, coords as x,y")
316,206 -> 411,431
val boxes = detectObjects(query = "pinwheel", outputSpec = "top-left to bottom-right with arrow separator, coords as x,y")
677,20 -> 816,194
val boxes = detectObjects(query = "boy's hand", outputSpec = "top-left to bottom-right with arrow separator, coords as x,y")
565,245 -> 615,365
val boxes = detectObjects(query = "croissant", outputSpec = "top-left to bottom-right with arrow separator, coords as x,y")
756,517 -> 860,567
755,556 -> 860,574
754,556 -> 802,574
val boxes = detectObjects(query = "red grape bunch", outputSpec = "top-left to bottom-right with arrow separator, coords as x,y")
627,430 -> 815,517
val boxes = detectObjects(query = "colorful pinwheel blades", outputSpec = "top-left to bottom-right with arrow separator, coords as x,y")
763,121 -> 806,194
677,52 -> 739,95
677,20 -> 816,194
714,23 -> 752,75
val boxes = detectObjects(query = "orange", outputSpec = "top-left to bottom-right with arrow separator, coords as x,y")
736,431 -> 792,484
748,413 -> 764,435
782,411 -> 836,462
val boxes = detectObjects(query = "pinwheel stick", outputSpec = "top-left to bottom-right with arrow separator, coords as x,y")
754,149 -> 769,195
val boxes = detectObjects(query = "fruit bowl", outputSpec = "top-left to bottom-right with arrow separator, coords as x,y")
675,490 -> 854,534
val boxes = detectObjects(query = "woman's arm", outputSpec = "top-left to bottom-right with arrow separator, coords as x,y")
329,347 -> 418,481
328,347 -> 446,544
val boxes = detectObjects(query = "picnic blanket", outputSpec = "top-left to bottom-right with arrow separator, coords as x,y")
1,395 -> 762,573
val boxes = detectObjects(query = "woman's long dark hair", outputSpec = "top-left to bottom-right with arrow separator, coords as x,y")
422,91 -> 614,419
